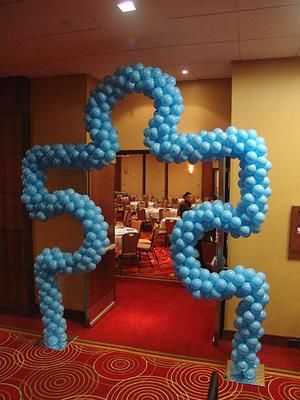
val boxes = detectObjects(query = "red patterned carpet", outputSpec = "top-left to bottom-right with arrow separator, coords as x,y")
116,233 -> 177,279
1,278 -> 299,373
0,326 -> 299,400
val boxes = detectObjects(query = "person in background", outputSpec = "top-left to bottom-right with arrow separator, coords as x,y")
177,192 -> 193,217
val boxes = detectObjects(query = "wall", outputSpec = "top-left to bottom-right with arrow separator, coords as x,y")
226,59 -> 300,338
168,162 -> 202,198
120,154 -> 143,196
146,154 -> 165,198
113,79 -> 232,151
31,74 -> 88,311
113,78 -> 231,200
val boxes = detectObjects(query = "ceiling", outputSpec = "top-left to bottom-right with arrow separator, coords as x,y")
1,0 -> 300,81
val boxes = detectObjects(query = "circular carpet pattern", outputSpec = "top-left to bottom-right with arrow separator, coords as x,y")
0,328 -> 299,400
106,376 -> 189,400
20,362 -> 99,400
167,363 -> 242,399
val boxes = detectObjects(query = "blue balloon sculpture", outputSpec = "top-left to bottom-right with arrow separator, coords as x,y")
21,64 -> 271,383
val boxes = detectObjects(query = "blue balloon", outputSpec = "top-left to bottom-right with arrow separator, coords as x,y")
21,63 -> 271,383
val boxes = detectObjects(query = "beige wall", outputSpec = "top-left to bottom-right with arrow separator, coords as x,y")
168,162 -> 202,198
31,74 -> 88,311
113,78 -> 231,200
113,79 -> 232,151
226,59 -> 300,338
146,155 -> 165,198
120,154 -> 143,196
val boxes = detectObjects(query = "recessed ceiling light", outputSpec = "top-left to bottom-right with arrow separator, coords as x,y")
117,1 -> 136,12
182,69 -> 189,75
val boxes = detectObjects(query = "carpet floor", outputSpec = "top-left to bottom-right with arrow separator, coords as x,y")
116,231 -> 177,279
0,326 -> 299,400
1,277 -> 299,375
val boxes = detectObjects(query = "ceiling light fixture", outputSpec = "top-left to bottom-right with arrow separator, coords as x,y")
117,1 -> 136,12
182,69 -> 189,75
188,164 -> 194,174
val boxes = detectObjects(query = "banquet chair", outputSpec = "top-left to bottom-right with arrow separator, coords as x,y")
137,227 -> 160,267
131,219 -> 142,233
117,232 -> 140,273
199,240 -> 217,271
116,209 -> 128,227
138,220 -> 159,246
149,215 -> 156,230
165,218 -> 178,246
157,212 -> 167,243
137,207 -> 146,220
167,197 -> 173,207
137,208 -> 151,230
163,208 -> 172,218
159,208 -> 172,220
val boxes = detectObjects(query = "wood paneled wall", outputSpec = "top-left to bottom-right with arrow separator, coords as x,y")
0,77 -> 34,315
86,165 -> 116,326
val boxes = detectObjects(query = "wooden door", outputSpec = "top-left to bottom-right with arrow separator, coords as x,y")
0,77 -> 34,315
85,164 -> 116,326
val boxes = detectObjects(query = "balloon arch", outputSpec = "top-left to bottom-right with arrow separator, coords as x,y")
21,63 -> 271,383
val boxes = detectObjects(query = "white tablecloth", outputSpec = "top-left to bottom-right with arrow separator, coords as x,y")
145,208 -> 178,219
130,201 -> 155,210
115,227 -> 138,249
160,216 -> 180,230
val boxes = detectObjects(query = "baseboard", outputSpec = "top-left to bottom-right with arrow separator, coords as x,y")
115,274 -> 182,285
0,305 -> 35,317
86,301 -> 115,328
63,308 -> 86,322
221,329 -> 300,347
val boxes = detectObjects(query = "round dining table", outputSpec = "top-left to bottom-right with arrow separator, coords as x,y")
130,201 -> 155,210
145,207 -> 178,220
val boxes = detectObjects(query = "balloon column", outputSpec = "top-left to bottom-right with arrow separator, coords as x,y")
21,63 -> 271,383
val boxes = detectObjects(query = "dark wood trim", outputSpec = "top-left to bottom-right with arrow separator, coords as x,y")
221,329 -> 300,347
288,206 -> 300,259
0,304 -> 35,316
219,157 -> 231,338
114,157 -> 121,192
63,309 -> 86,322
0,77 -> 34,316
225,157 -> 231,203
142,154 -> 146,195
118,150 -> 149,155
165,163 -> 168,197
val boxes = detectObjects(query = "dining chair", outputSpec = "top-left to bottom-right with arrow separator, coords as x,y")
199,240 -> 217,271
137,208 -> 151,230
131,219 -> 142,233
165,218 -> 178,246
158,208 -> 164,221
137,227 -> 160,267
137,207 -> 146,220
138,221 -> 159,246
116,209 -> 131,227
117,232 -> 140,273
162,208 -> 172,218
